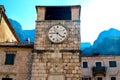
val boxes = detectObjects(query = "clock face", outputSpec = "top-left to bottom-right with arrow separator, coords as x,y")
48,25 -> 68,43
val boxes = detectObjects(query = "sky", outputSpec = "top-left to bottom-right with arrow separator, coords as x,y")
0,0 -> 120,44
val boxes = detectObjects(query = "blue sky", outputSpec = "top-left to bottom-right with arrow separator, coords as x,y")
0,0 -> 120,44
0,0 -> 82,29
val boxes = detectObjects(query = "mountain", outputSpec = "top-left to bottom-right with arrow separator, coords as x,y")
9,18 -> 92,48
9,19 -> 35,42
9,19 -> 26,41
95,37 -> 120,55
23,30 -> 35,42
9,19 -> 120,56
93,28 -> 120,47
80,42 -> 91,50
82,28 -> 120,56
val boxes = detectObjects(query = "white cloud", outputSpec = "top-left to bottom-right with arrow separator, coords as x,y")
81,0 -> 120,44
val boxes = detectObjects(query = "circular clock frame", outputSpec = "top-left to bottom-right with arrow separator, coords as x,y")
48,24 -> 68,43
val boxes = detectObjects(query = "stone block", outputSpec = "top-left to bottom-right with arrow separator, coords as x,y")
67,78 -> 72,80
71,78 -> 78,80
72,70 -> 77,74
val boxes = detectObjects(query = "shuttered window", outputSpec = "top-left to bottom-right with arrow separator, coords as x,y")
97,77 -> 102,80
5,53 -> 15,65
109,61 -> 116,67
96,62 -> 102,67
83,62 -> 88,68
111,77 -> 116,80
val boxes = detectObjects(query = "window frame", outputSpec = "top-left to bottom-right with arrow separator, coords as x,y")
5,52 -> 16,65
82,77 -> 91,80
96,62 -> 102,67
109,61 -> 117,67
111,77 -> 116,80
2,78 -> 12,80
83,62 -> 88,68
45,7 -> 71,20
97,77 -> 102,80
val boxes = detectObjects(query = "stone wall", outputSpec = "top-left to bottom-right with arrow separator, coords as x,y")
36,6 -> 81,21
0,47 -> 33,80
71,6 -> 81,20
31,51 -> 81,80
33,5 -> 81,80
34,20 -> 80,50
82,56 -> 120,80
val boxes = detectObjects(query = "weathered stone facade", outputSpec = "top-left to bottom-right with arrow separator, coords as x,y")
0,5 -> 33,80
34,21 -> 80,50
32,5 -> 81,80
0,5 -> 81,80
31,52 -> 81,80
0,43 -> 33,80
82,56 -> 120,80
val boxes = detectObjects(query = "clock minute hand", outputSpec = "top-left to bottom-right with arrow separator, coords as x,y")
49,32 -> 57,34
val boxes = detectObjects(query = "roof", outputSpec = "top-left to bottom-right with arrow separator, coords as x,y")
0,5 -> 5,12
0,42 -> 34,48
0,5 -> 20,42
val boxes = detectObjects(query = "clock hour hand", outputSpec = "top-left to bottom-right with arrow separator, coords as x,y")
56,32 -> 64,38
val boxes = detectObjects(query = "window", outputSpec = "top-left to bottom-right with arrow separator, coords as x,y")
111,77 -> 116,80
109,61 -> 116,67
83,62 -> 88,68
2,78 -> 12,80
82,77 -> 91,80
5,53 -> 15,65
97,77 -> 102,80
45,7 -> 71,20
96,62 -> 102,67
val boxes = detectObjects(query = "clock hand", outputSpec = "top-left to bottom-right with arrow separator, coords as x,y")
49,32 -> 57,34
56,32 -> 64,38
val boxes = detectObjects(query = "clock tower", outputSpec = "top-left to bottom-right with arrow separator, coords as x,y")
31,5 -> 81,80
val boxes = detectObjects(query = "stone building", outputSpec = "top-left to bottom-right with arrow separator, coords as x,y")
0,5 -> 33,80
82,55 -> 120,80
31,5 -> 81,80
0,5 -> 81,80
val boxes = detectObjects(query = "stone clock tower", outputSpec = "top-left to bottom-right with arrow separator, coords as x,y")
31,5 -> 81,80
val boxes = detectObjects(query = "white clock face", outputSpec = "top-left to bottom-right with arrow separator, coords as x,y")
48,25 -> 67,43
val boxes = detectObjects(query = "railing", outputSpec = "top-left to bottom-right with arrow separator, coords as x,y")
92,66 -> 106,76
